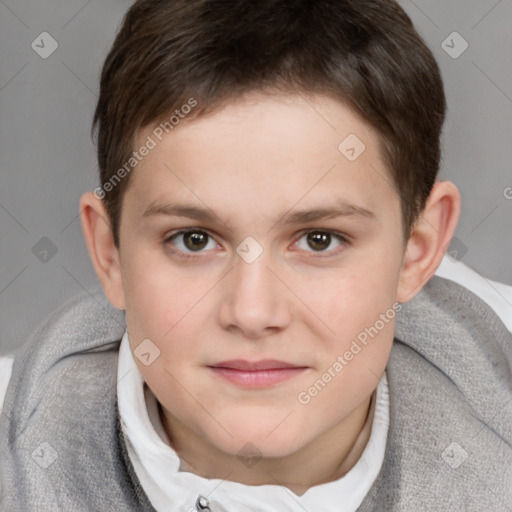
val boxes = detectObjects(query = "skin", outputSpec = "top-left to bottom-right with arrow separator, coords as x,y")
80,92 -> 460,495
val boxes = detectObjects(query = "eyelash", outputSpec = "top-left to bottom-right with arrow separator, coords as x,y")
163,228 -> 350,261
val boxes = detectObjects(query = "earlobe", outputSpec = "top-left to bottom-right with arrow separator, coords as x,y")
79,192 -> 126,310
397,181 -> 461,303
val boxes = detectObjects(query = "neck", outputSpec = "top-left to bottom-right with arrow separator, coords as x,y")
159,392 -> 376,496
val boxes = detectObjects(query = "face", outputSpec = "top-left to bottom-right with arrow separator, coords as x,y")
117,92 -> 405,460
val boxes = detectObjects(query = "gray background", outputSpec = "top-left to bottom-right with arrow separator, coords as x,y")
0,0 -> 511,356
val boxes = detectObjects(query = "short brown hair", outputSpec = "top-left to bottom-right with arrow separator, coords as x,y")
92,0 -> 446,247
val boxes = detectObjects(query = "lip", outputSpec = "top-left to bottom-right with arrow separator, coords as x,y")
207,359 -> 308,388
210,359 -> 304,371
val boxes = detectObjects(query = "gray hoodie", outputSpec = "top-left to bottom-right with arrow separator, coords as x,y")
1,276 -> 511,511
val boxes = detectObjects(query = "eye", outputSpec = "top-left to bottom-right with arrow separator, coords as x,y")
294,230 -> 348,255
165,229 -> 218,257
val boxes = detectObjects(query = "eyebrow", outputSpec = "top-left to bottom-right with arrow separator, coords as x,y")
142,200 -> 376,229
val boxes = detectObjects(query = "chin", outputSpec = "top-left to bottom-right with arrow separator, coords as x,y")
210,426 -> 305,460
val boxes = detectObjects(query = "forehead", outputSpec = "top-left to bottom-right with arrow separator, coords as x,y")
125,92 -> 398,226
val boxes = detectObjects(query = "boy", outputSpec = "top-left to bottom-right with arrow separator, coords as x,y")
1,0 -> 511,510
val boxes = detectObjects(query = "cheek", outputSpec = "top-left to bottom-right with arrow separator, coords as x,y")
300,268 -> 397,336
292,260 -> 399,388
122,257 -> 210,361
122,254 -> 208,335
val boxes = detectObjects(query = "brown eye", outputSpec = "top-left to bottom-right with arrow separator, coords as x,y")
307,231 -> 332,251
166,230 -> 216,255
183,231 -> 209,251
295,230 -> 347,254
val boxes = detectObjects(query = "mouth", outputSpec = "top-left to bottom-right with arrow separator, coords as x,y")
206,359 -> 308,388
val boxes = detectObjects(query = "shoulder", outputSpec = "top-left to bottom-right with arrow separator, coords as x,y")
375,257 -> 512,510
0,289 -> 132,509
434,255 -> 512,332
395,258 -> 512,373
1,287 -> 126,438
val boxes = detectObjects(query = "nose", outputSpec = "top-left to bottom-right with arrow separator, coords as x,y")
217,248 -> 293,339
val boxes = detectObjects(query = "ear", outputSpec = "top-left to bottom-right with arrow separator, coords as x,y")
79,192 -> 126,310
397,181 -> 461,303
